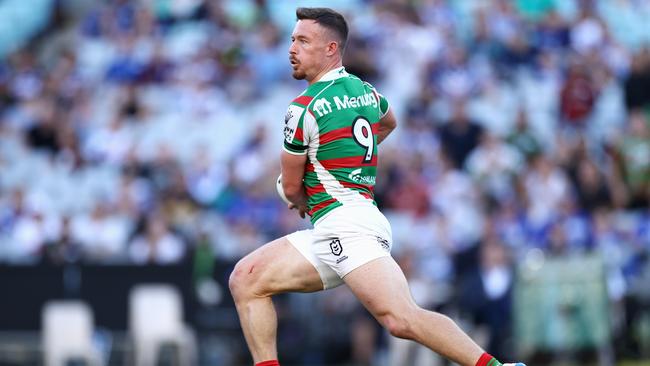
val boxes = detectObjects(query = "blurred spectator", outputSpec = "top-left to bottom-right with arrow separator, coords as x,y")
71,201 -> 130,262
559,60 -> 598,131
570,5 -> 606,55
8,51 -> 43,101
535,10 -> 570,50
8,211 -> 43,260
624,48 -> 650,110
571,156 -> 614,213
56,122 -> 86,170
438,101 -> 484,169
506,109 -> 542,159
384,167 -> 431,218
232,127 -> 269,186
146,143 -> 183,195
247,21 -> 287,86
556,135 -> 625,212
44,215 -> 83,264
466,133 -> 524,202
459,239 -> 514,361
26,99 -> 60,154
114,169 -> 153,217
430,155 -> 484,251
610,111 -> 650,209
139,41 -> 175,84
522,154 -> 571,230
0,188 -> 27,232
184,147 -> 228,206
84,114 -> 133,165
430,46 -> 477,100
128,214 -> 185,265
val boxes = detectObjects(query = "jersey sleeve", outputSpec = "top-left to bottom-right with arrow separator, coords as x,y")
377,92 -> 390,118
364,81 -> 390,118
283,103 -> 309,155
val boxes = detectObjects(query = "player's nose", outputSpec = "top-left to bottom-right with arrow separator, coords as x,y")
288,41 -> 298,55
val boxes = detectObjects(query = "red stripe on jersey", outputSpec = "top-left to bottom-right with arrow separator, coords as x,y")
293,96 -> 313,106
309,198 -> 338,216
321,124 -> 380,146
320,126 -> 352,145
360,191 -> 374,200
305,182 -> 326,196
294,126 -> 303,142
341,181 -> 375,193
306,163 -> 315,172
320,155 -> 378,170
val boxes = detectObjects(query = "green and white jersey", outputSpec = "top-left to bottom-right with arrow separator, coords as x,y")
283,67 -> 390,224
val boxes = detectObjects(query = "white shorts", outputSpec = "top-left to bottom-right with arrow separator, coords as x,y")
286,205 -> 393,289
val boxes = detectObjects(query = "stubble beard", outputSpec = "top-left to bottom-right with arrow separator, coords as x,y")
292,69 -> 306,80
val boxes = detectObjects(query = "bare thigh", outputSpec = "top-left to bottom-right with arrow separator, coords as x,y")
230,236 -> 324,297
343,256 -> 417,317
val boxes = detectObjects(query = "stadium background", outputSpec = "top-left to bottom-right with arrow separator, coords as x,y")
0,0 -> 649,365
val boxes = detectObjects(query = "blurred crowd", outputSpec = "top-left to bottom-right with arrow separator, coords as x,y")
0,0 -> 649,363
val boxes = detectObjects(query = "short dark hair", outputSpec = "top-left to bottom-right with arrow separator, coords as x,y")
296,7 -> 348,54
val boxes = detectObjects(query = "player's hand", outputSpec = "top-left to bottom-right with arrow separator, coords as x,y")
288,203 -> 309,219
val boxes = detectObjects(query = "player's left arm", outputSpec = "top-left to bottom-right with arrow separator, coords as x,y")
370,85 -> 396,145
281,151 -> 309,218
376,108 -> 397,145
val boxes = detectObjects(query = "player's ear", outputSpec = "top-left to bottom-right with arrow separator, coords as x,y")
326,41 -> 338,56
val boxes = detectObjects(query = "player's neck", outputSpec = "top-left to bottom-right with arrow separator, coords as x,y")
308,61 -> 343,85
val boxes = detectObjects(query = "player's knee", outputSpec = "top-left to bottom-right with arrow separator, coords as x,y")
228,260 -> 256,301
379,311 -> 416,340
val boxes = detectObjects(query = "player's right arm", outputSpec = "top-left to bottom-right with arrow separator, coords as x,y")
281,97 -> 313,218
281,150 -> 309,218
376,108 -> 397,145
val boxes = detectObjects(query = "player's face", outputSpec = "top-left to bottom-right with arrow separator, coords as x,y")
289,20 -> 329,81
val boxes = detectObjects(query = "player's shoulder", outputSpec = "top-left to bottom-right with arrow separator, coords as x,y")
348,74 -> 378,93
286,90 -> 318,125
288,84 -> 326,109
346,72 -> 366,84
340,71 -> 370,86
289,93 -> 314,109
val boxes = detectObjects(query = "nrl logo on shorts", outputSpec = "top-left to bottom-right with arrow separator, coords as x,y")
329,238 -> 342,256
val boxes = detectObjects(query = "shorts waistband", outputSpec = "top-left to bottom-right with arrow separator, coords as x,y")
313,203 -> 381,227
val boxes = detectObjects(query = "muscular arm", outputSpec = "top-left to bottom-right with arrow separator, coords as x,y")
281,150 -> 309,218
376,109 -> 397,145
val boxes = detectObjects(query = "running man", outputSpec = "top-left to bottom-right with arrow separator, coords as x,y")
229,7 -> 525,366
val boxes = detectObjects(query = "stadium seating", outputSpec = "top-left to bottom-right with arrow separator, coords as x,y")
128,284 -> 196,366
42,300 -> 103,366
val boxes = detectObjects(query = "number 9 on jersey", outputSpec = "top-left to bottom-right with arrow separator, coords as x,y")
352,117 -> 374,164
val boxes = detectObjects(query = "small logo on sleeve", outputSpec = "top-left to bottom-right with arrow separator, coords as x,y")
283,105 -> 304,142
284,109 -> 293,124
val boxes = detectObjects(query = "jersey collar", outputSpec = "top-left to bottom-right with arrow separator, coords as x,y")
317,66 -> 348,83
